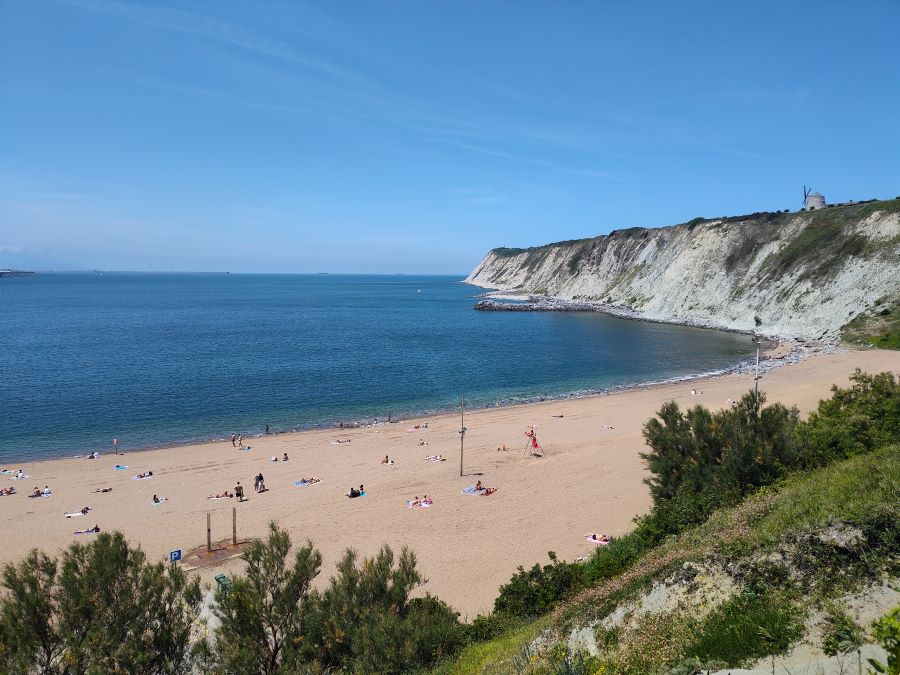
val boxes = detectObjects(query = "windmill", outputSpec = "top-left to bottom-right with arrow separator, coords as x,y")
802,185 -> 812,210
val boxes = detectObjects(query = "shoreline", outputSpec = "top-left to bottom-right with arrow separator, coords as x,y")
11,335 -> 812,465
4,348 -> 896,617
469,284 -> 837,344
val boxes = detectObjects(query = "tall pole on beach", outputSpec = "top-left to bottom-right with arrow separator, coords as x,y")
459,394 -> 466,477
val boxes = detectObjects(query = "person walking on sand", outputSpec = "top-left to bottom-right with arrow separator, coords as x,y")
265,424 -> 270,435
235,481 -> 244,502
237,434 -> 243,448
231,433 -> 236,447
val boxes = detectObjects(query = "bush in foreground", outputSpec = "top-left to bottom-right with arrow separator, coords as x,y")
0,532 -> 201,674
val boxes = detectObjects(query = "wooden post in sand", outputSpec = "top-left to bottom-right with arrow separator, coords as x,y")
206,513 -> 212,553
232,507 -> 237,546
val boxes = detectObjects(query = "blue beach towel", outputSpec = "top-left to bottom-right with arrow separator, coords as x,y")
114,465 -> 128,471
292,480 -> 322,487
461,486 -> 478,495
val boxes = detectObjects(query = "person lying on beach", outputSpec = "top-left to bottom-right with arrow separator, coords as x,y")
474,481 -> 497,496
282,453 -> 289,462
425,454 -> 445,462
422,494 -> 432,505
65,507 -> 91,518
94,487 -> 112,493
270,456 -> 279,462
417,438 -> 428,447
134,471 -> 153,479
381,455 -> 394,465
299,477 -> 321,485
0,487 -> 16,496
85,451 -> 100,459
74,525 -> 100,534
208,491 -> 233,499
347,484 -> 365,498
586,532 -> 610,544
152,494 -> 166,504
335,439 -> 352,444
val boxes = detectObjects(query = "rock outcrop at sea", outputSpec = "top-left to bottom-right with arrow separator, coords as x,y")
466,200 -> 900,341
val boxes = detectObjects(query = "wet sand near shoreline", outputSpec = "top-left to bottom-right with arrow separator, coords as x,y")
2,349 -> 897,618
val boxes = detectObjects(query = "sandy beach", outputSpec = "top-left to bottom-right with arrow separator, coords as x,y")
2,348 -> 897,618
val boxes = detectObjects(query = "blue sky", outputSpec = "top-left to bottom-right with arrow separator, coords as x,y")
2,1 -> 899,273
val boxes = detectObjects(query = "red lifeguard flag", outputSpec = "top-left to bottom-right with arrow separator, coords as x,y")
532,436 -> 540,449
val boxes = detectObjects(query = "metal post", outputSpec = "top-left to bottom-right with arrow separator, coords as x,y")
232,507 -> 237,546
206,512 -> 212,553
754,347 -> 760,399
459,394 -> 466,477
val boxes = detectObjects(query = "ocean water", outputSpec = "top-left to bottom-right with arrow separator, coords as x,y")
0,273 -> 756,461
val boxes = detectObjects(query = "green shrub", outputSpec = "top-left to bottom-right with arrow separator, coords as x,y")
0,532 -> 201,674
493,551 -> 582,618
869,599 -> 900,674
820,602 -> 863,656
641,391 -> 801,503
311,545 -> 462,673
686,591 -> 804,667
802,370 -> 899,467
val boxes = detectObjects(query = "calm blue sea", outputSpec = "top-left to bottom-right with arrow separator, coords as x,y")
0,273 -> 756,462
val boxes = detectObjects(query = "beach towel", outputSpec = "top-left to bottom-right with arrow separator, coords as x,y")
292,480 -> 322,487
9,474 -> 29,480
114,465 -> 128,470
585,536 -> 609,546
461,486 -> 479,495
74,529 -> 99,535
132,475 -> 153,480
406,500 -> 432,509
65,511 -> 88,518
425,455 -> 445,462
462,486 -> 497,496
207,495 -> 232,500
151,497 -> 167,505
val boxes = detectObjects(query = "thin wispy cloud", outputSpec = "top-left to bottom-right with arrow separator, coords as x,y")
432,139 -> 622,181
448,187 -> 508,205
61,0 -> 374,88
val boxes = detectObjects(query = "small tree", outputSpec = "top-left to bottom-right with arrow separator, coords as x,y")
311,545 -> 461,673
641,391 -> 801,505
0,532 -> 201,674
213,522 -> 321,674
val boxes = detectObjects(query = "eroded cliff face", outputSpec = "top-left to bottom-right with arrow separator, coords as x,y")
465,201 -> 900,340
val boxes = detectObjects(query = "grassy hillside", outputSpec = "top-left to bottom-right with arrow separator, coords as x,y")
435,446 -> 900,674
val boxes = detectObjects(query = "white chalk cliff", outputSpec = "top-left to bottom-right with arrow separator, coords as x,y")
465,201 -> 900,340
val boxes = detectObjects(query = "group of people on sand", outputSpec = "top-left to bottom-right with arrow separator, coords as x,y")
347,484 -> 365,498
134,470 -> 153,479
408,495 -> 432,507
270,453 -> 289,462
230,433 -> 244,448
28,485 -> 52,498
253,473 -> 266,493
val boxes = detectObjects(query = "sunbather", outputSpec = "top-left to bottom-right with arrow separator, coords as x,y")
282,453 -> 289,462
94,487 -> 112,493
208,491 -> 233,499
586,533 -> 610,544
74,525 -> 100,534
